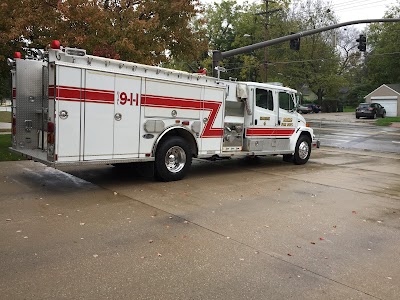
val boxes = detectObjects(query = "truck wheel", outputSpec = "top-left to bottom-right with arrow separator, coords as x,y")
293,135 -> 311,165
155,136 -> 192,181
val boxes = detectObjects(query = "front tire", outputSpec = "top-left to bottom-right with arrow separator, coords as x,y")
294,135 -> 311,165
155,136 -> 192,182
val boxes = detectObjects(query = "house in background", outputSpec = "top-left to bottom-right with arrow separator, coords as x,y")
298,84 -> 318,102
364,84 -> 400,117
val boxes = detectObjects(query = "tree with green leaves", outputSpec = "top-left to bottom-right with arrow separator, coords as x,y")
0,0 -> 207,98
366,2 -> 400,88
200,0 -> 345,107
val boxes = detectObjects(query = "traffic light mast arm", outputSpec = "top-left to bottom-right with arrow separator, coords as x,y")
212,18 -> 400,77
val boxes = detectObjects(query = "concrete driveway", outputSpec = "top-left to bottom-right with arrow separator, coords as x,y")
1,147 -> 400,299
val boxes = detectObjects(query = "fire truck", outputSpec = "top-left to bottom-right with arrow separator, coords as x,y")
9,41 -> 319,181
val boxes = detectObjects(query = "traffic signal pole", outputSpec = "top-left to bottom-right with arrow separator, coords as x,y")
212,18 -> 400,78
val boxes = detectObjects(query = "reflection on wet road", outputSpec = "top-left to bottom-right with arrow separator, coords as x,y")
309,121 -> 400,154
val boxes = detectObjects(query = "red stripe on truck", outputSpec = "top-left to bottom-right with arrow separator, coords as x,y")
53,86 -> 114,104
48,86 -> 224,138
142,95 -> 223,138
246,128 -> 295,136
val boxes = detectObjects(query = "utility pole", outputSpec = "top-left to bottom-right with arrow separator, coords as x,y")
263,0 -> 269,82
256,0 -> 280,82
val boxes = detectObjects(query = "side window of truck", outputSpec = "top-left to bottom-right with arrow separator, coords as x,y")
279,92 -> 293,110
256,89 -> 274,111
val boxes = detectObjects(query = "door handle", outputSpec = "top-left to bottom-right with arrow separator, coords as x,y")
114,113 -> 122,121
255,119 -> 258,125
59,110 -> 68,119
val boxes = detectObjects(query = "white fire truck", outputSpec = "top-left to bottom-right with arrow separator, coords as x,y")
10,41 -> 319,181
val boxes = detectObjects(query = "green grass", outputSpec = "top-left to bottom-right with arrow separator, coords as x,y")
375,117 -> 400,126
0,134 -> 25,161
343,106 -> 356,112
0,111 -> 12,123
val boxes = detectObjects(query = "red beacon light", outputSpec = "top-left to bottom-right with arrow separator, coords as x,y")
51,40 -> 61,49
14,52 -> 22,59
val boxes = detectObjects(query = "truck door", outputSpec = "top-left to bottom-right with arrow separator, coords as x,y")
113,75 -> 141,159
55,65 -> 83,162
276,91 -> 298,151
83,71 -> 115,160
277,91 -> 298,126
245,88 -> 277,151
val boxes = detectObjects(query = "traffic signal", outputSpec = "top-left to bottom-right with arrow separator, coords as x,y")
356,34 -> 367,52
289,32 -> 300,51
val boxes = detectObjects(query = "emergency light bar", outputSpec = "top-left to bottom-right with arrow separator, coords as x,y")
65,48 -> 86,57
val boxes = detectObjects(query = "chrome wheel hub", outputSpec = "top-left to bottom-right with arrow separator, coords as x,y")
298,141 -> 309,160
165,146 -> 186,173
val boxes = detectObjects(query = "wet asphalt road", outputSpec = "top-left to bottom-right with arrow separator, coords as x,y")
1,146 -> 400,299
309,121 -> 400,154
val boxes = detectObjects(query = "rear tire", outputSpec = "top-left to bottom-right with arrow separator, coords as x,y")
155,136 -> 192,182
382,112 -> 386,118
294,135 -> 311,165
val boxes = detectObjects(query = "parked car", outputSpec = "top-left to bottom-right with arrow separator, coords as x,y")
306,104 -> 321,113
297,105 -> 312,114
355,103 -> 386,119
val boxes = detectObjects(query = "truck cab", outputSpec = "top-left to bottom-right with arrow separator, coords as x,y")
223,81 -> 315,164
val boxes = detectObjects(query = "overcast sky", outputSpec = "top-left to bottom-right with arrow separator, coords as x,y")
200,0 -> 398,23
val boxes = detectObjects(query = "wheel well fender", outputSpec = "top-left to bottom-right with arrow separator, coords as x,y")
299,130 -> 312,142
153,127 -> 198,158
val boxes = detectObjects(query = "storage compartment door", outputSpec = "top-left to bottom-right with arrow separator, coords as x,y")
55,66 -> 83,162
113,75 -> 141,158
14,60 -> 45,151
83,71 -> 115,160
200,87 -> 225,154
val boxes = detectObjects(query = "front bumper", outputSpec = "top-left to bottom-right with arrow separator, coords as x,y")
312,135 -> 320,148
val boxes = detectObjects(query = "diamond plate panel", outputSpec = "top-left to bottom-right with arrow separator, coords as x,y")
14,60 -> 47,150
